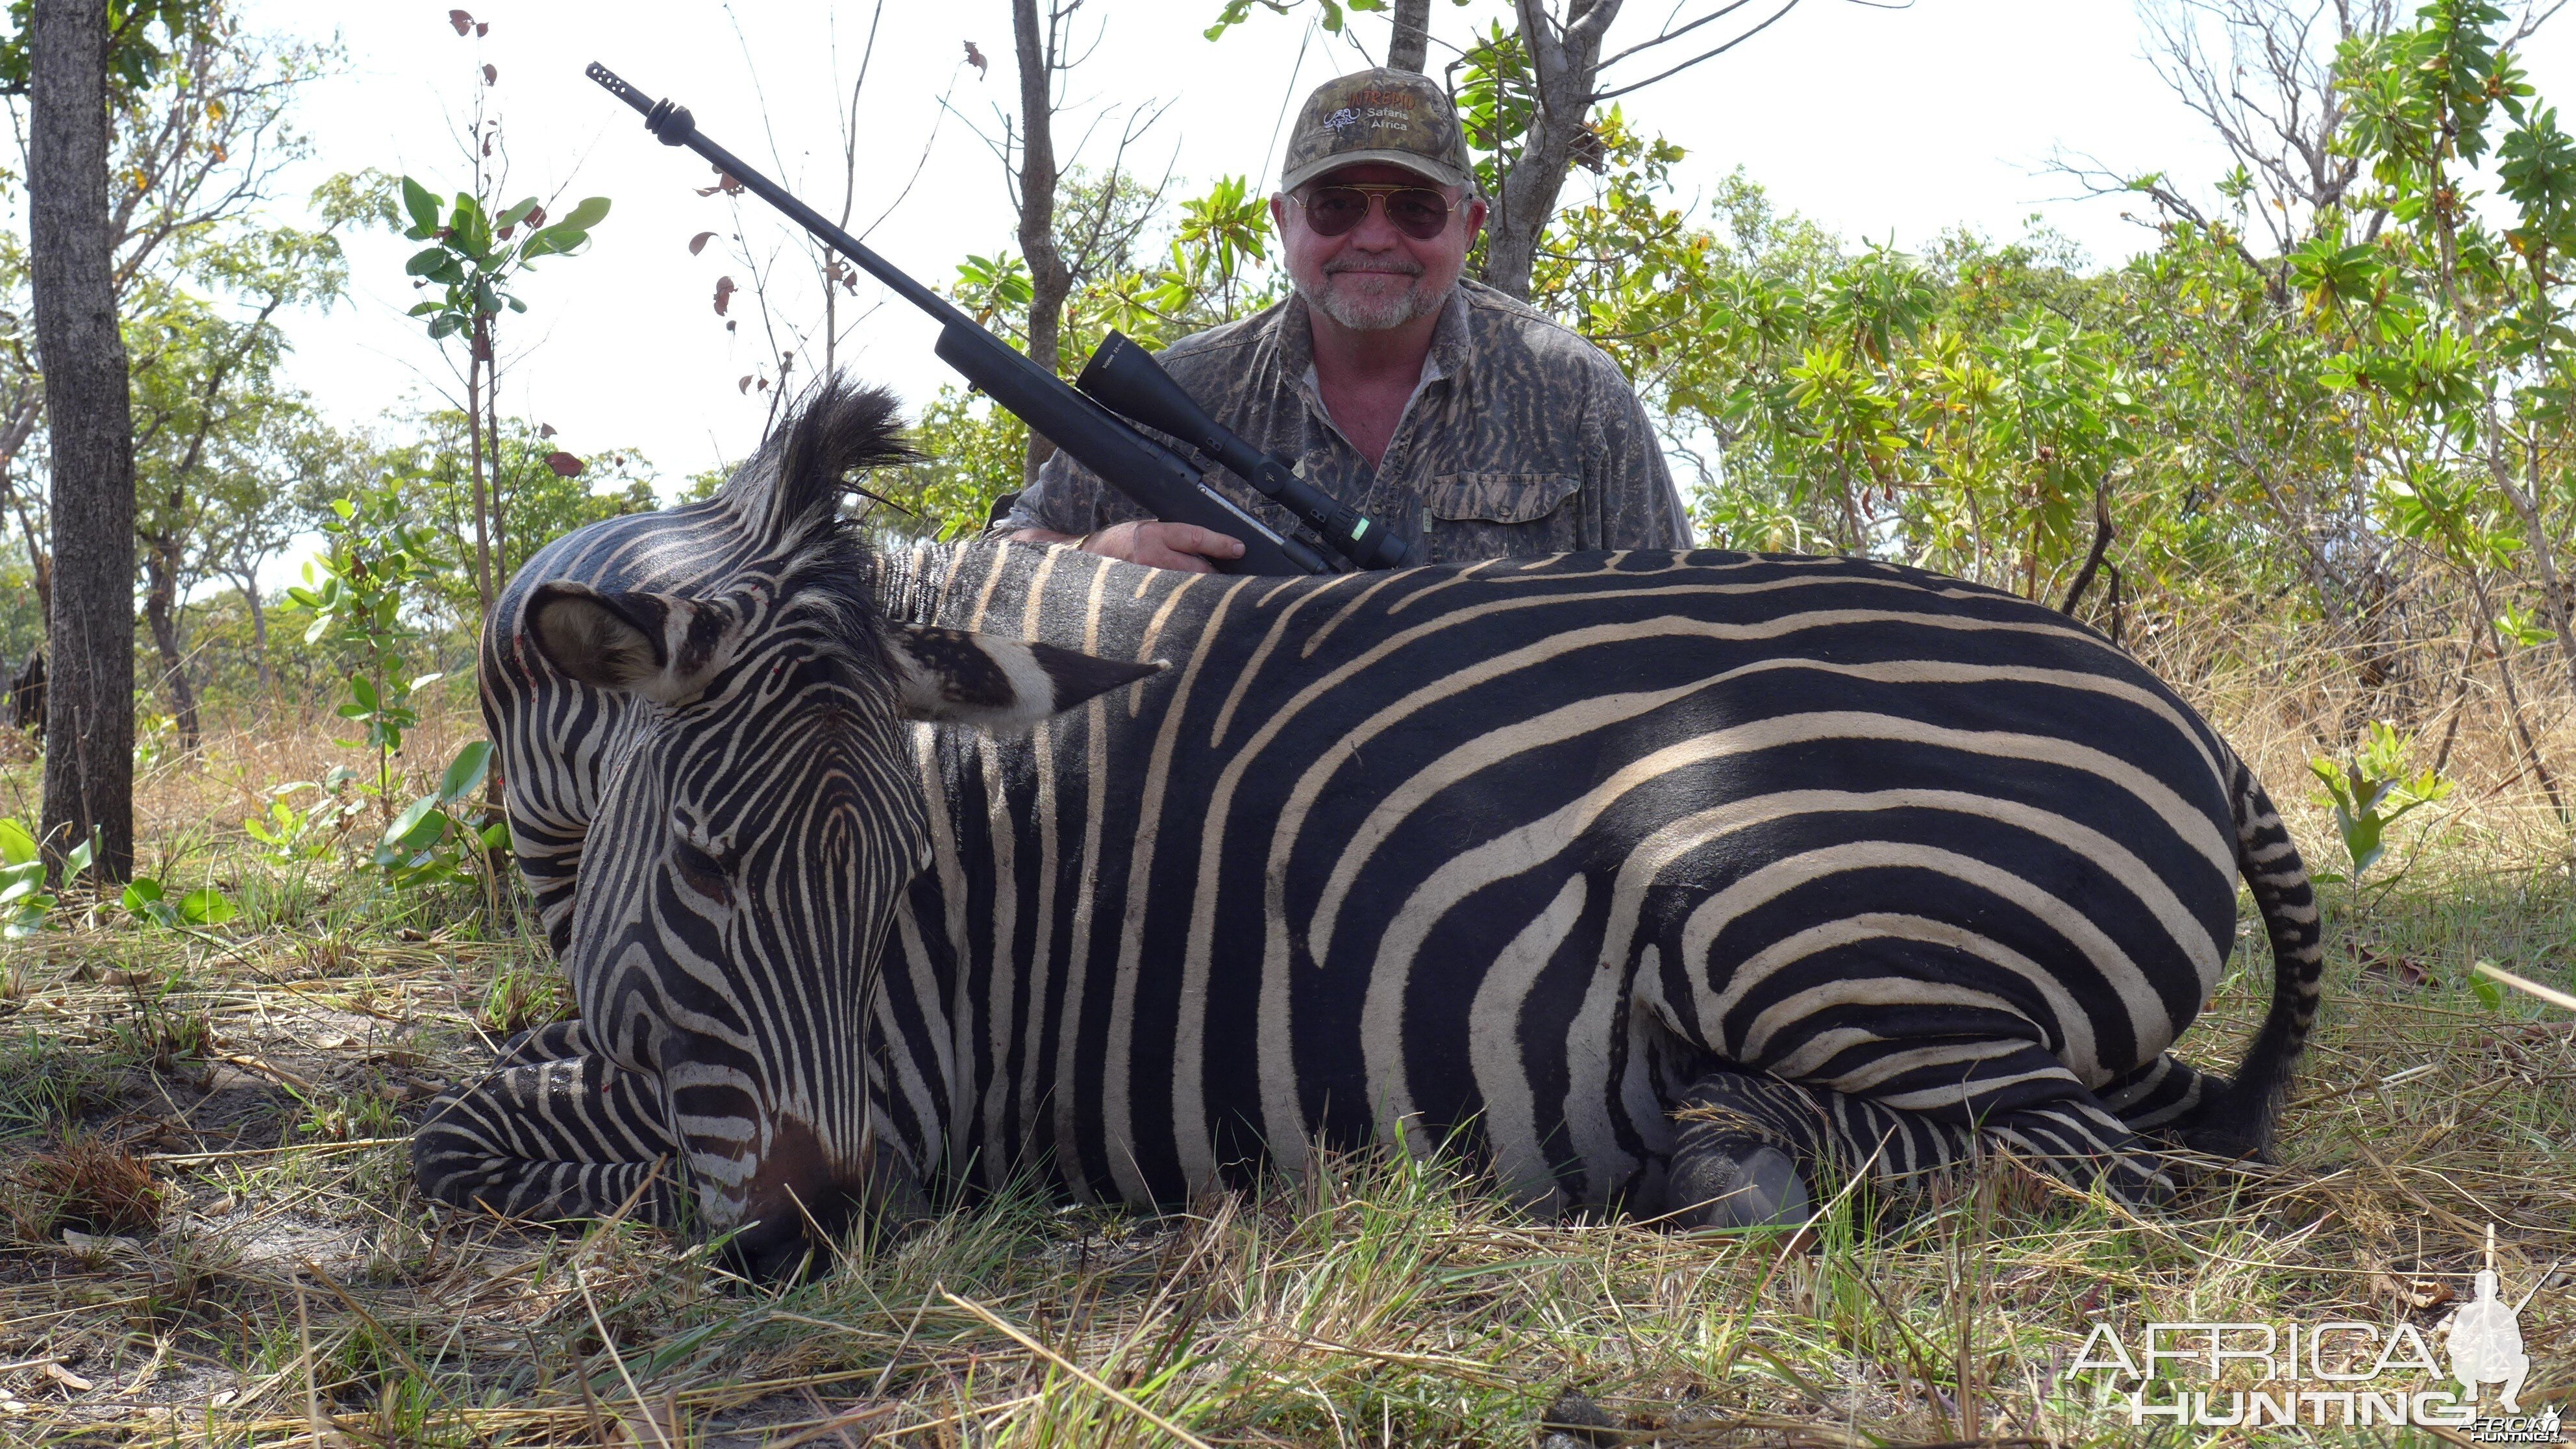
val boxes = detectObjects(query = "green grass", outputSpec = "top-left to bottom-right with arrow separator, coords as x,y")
0,720 -> 2567,1446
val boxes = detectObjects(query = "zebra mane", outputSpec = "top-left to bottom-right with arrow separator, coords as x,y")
715,375 -> 918,551
710,375 -> 919,680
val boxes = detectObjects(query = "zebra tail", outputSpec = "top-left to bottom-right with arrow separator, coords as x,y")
2181,761 -> 2324,1160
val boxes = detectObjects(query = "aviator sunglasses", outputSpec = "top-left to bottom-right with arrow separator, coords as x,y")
1291,182 -> 1455,240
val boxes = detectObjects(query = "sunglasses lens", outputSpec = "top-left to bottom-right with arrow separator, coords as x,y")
1302,188 -> 1370,236
1299,187 -> 1452,239
1385,190 -> 1450,239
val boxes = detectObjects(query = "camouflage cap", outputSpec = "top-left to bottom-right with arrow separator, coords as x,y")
1280,68 -> 1474,193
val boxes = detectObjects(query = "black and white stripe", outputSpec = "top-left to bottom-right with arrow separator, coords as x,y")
868,534 -> 2320,1217
415,380 -> 2322,1272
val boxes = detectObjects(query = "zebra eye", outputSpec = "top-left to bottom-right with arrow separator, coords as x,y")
670,838 -> 732,906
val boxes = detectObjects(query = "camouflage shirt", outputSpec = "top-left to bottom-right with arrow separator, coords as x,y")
998,280 -> 1692,564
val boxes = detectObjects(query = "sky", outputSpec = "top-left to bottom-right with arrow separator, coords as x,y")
228,0 -> 2576,491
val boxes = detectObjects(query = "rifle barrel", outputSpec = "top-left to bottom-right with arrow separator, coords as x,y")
585,61 -> 1325,576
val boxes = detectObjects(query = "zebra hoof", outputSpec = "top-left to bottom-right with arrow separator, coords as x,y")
1668,1139 -> 1811,1230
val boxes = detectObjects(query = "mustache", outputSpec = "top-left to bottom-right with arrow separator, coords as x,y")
1322,253 -> 1425,277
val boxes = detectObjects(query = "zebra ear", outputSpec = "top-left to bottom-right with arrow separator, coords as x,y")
527,582 -> 744,705
887,624 -> 1163,732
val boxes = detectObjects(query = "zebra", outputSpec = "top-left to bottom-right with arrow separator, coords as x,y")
415,378 -> 2321,1275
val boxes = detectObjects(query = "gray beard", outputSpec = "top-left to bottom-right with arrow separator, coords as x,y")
1296,268 -> 1449,331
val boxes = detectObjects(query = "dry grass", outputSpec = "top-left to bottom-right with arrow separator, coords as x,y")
0,648 -> 2570,1446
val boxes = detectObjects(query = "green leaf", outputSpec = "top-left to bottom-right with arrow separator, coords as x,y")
401,175 -> 440,233
404,245 -> 452,278
382,794 -> 443,852
558,195 -> 612,231
478,819 -> 513,851
428,313 -> 463,340
2471,975 -> 2506,1009
179,887 -> 235,926
439,740 -> 494,804
0,818 -> 34,867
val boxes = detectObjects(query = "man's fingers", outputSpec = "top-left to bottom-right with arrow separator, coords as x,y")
1161,524 -> 1245,559
1075,521 -> 1241,572
1141,546 -> 1217,574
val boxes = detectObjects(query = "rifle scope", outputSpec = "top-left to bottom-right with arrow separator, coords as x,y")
1078,333 -> 1417,570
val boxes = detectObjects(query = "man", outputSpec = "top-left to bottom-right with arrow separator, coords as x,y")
998,68 -> 1690,572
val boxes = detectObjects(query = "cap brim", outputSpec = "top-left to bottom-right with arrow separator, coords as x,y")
1282,148 -> 1469,193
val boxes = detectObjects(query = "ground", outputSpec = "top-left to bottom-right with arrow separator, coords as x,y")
0,659 -> 2570,1447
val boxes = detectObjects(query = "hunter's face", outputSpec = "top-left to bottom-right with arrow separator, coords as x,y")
1273,162 -> 1485,333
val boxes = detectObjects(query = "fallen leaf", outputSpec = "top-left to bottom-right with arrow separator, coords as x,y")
447,9 -> 473,35
61,1229 -> 140,1257
688,230 -> 716,256
963,40 -> 987,75
2355,944 -> 2438,989
40,1363 -> 92,1393
604,1391 -> 682,1449
98,968 -> 152,987
545,451 -> 585,477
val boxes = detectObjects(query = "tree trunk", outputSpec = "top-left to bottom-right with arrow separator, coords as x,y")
30,0 -> 137,880
1013,0 -> 1071,488
1388,0 -> 1433,70
465,318 -> 495,616
1481,0 -> 1622,300
487,359 -> 509,584
140,534 -> 198,751
10,501 -> 49,626
239,573 -> 271,697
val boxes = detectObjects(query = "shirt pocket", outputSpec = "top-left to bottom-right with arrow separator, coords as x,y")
1419,473 -> 1583,562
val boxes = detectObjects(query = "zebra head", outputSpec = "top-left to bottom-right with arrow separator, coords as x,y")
518,380 -> 1158,1275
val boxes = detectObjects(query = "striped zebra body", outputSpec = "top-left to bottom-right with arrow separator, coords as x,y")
867,542 -> 2318,1215
415,382 -> 2320,1274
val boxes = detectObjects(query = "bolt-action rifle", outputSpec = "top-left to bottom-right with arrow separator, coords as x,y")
587,62 -> 1418,575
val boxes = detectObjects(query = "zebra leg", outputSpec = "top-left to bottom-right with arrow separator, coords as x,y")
1668,1072 -> 1811,1229
2099,1052 -> 2214,1138
412,1035 -> 684,1228
1665,1047 -> 2177,1223
1666,1065 -> 1961,1228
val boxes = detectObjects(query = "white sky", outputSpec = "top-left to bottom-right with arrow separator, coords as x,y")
232,0 -> 2576,488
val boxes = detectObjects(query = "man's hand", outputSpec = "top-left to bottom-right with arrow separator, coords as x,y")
1006,521 -> 1245,573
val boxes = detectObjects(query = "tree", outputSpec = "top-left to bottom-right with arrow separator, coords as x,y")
391,12 -> 610,619
992,1 -> 1169,486
126,224 -> 342,745
29,0 -> 136,876
1208,0 -> 1829,300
